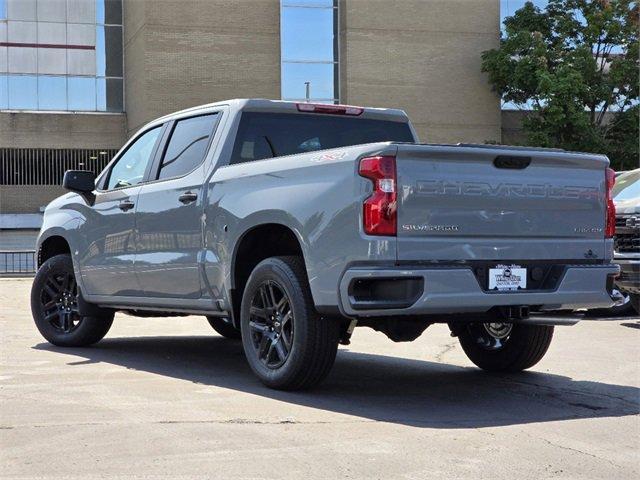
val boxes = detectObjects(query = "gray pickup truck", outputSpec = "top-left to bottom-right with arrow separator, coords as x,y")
31,99 -> 620,390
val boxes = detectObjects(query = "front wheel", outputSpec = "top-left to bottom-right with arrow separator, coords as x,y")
240,256 -> 339,390
630,294 -> 639,315
586,288 -> 636,317
31,254 -> 114,347
206,316 -> 241,339
457,322 -> 554,372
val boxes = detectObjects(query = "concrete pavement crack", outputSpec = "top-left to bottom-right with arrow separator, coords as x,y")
533,435 -> 625,470
435,340 -> 457,363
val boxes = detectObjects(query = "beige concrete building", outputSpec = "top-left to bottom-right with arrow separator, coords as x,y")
0,111 -> 125,217
123,0 -> 282,136
340,0 -> 501,143
1,0 -> 503,224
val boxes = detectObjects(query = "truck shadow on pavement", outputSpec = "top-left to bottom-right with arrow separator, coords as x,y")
34,336 -> 639,429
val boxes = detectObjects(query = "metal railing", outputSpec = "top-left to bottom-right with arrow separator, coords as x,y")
0,148 -> 116,186
0,251 -> 36,275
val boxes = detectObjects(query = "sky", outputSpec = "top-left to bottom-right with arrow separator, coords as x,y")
501,0 -> 549,21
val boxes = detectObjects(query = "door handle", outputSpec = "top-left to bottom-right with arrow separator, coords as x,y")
178,191 -> 198,204
118,200 -> 135,212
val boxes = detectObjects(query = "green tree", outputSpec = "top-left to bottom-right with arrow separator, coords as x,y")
483,0 -> 639,170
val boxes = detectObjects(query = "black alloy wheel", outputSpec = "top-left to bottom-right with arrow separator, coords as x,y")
240,256 -> 339,390
248,280 -> 294,369
31,254 -> 114,347
40,270 -> 82,334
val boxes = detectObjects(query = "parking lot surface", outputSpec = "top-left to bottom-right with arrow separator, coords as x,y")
1,278 -> 638,479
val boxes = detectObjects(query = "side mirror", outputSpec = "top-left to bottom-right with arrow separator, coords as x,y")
63,170 -> 95,193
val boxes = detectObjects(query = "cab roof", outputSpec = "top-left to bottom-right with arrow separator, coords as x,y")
152,98 -> 410,125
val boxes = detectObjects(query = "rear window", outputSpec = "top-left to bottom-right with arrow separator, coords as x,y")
157,113 -> 219,180
230,112 -> 414,165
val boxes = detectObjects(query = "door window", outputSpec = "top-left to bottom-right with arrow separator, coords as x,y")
157,113 -> 219,180
106,126 -> 162,190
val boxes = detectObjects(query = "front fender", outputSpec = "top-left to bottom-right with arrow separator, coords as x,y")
37,206 -> 85,292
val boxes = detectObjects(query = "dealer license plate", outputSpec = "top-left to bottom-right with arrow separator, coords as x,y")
488,265 -> 527,291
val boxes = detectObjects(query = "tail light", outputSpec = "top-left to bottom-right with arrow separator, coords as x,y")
359,156 -> 397,236
605,167 -> 616,238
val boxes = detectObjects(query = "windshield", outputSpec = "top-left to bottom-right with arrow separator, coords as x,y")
230,112 -> 415,164
613,170 -> 640,202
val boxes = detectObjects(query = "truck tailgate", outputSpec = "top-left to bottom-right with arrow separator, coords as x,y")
395,145 -> 609,262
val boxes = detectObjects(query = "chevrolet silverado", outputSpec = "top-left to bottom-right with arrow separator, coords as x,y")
31,99 -> 620,390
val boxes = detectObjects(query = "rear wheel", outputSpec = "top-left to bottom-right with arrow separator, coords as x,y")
206,316 -> 241,339
457,322 -> 554,372
240,256 -> 339,390
31,254 -> 113,347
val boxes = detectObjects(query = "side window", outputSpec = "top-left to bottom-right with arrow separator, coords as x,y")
157,113 -> 219,180
106,126 -> 162,190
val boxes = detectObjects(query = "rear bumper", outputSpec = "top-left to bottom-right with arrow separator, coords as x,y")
615,258 -> 640,294
339,264 -> 619,317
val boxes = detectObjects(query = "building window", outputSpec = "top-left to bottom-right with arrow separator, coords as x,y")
281,0 -> 339,104
0,0 -> 123,112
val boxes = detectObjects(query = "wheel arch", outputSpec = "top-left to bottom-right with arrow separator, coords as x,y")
37,234 -> 72,268
229,222 -> 307,327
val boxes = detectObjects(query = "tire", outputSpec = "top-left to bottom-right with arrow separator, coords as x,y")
457,322 -> 554,372
31,254 -> 114,347
206,316 -> 241,339
586,288 -> 636,317
240,256 -> 339,390
631,294 -> 639,315
603,294 -> 636,316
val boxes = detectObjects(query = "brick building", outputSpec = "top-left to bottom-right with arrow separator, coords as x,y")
1,0 -> 503,224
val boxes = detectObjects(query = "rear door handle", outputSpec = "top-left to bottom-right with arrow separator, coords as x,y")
178,191 -> 198,204
118,200 -> 135,212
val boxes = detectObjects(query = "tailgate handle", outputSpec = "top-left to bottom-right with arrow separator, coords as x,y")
494,156 -> 531,170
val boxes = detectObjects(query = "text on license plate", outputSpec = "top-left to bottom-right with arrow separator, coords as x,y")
489,265 -> 527,291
